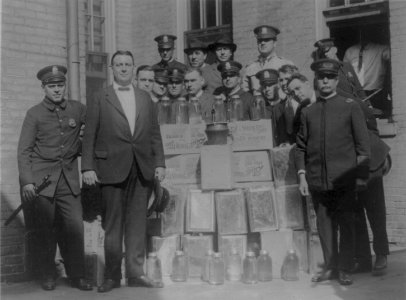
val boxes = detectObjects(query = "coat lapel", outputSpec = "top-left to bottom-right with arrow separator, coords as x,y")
105,85 -> 127,119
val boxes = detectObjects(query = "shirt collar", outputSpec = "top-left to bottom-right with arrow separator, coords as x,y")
258,52 -> 276,64
42,96 -> 67,111
113,81 -> 133,92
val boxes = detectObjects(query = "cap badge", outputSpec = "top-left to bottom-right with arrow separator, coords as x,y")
264,71 -> 270,78
52,66 -> 58,75
225,62 -> 231,70
261,27 -> 267,34
322,62 -> 334,69
163,36 -> 168,42
68,118 -> 77,128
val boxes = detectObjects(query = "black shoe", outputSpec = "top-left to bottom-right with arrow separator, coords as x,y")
128,275 -> 164,288
338,271 -> 353,286
311,269 -> 337,282
372,255 -> 387,276
97,279 -> 120,293
71,278 -> 93,291
41,277 -> 56,291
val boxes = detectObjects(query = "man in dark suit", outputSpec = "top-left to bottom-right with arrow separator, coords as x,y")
18,65 -> 92,291
295,59 -> 370,286
82,50 -> 166,292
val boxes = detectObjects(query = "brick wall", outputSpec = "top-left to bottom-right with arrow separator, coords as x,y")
385,1 -> 406,246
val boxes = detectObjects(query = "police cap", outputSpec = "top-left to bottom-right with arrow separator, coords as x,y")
168,67 -> 185,82
37,65 -> 67,84
310,58 -> 341,75
254,25 -> 280,39
217,61 -> 242,76
154,68 -> 170,84
255,69 -> 279,85
154,34 -> 177,49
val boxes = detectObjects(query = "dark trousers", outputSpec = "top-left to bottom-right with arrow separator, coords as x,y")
311,189 -> 356,272
354,170 -> 389,264
31,173 -> 85,279
101,162 -> 151,280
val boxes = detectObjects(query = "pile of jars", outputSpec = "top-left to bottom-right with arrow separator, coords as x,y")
157,93 -> 268,125
167,248 -> 299,285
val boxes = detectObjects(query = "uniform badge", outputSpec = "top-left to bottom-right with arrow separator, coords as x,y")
52,66 -> 58,75
345,98 -> 353,103
68,118 -> 77,127
163,35 -> 168,42
264,71 -> 270,78
225,62 -> 231,70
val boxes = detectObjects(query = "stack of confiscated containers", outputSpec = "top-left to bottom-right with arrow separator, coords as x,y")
146,120 -> 323,281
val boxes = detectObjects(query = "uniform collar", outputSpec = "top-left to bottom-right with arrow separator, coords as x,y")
319,91 -> 337,101
42,96 -> 67,111
258,52 -> 276,64
228,86 -> 241,96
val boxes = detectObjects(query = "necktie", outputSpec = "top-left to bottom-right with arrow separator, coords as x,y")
358,44 -> 365,72
118,86 -> 130,91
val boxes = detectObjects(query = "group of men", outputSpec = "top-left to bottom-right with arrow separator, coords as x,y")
17,23 -> 391,292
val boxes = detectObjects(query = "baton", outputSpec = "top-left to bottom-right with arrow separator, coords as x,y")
4,175 -> 51,226
361,88 -> 382,103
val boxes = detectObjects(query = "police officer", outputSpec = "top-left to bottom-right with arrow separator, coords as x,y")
256,69 -> 289,146
215,61 -> 253,121
153,34 -> 187,71
167,67 -> 186,101
17,65 -> 92,291
295,59 -> 370,286
242,25 -> 294,94
151,68 -> 169,103
314,39 -> 391,275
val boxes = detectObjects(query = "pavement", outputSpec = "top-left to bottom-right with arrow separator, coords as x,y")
2,249 -> 405,300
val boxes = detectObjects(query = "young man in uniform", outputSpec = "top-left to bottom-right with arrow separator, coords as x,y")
18,65 -> 91,291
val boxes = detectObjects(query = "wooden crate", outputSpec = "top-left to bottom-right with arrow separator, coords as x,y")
215,189 -> 248,235
229,120 -> 274,151
163,154 -> 201,184
246,185 -> 278,232
186,189 -> 215,233
270,144 -> 298,187
232,150 -> 272,182
275,184 -> 305,230
150,235 -> 181,277
182,234 -> 213,277
200,145 -> 234,190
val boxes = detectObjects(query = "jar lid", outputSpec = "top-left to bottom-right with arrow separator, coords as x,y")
148,252 -> 157,257
175,250 -> 184,255
213,252 -> 222,258
260,249 -> 268,255
246,251 -> 255,257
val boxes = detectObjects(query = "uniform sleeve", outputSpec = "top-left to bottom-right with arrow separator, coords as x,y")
294,109 -> 308,172
17,110 -> 37,186
150,95 -> 166,169
81,92 -> 100,172
351,102 -> 371,180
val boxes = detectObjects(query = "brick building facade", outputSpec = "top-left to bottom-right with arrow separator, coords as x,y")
1,0 -> 405,281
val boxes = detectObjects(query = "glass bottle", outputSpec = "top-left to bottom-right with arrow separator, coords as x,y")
158,96 -> 172,125
201,249 -> 214,282
175,97 -> 189,124
208,252 -> 225,285
171,250 -> 188,282
213,95 -> 227,122
257,250 -> 272,282
281,249 -> 299,281
230,94 -> 244,122
226,249 -> 242,281
251,91 -> 266,120
242,251 -> 258,284
189,97 -> 202,124
146,252 -> 163,284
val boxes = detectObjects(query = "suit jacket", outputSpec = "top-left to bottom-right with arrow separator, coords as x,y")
18,98 -> 86,197
81,85 -> 165,184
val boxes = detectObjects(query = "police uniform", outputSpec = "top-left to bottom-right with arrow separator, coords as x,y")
17,66 -> 90,290
314,39 -> 391,273
256,69 -> 289,146
295,59 -> 370,284
152,35 -> 187,71
242,25 -> 294,93
215,61 -> 253,121
151,68 -> 170,103
167,67 -> 186,123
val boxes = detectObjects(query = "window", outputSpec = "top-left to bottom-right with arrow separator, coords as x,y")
329,0 -> 380,8
187,0 -> 232,30
185,0 -> 233,64
85,0 -> 108,100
